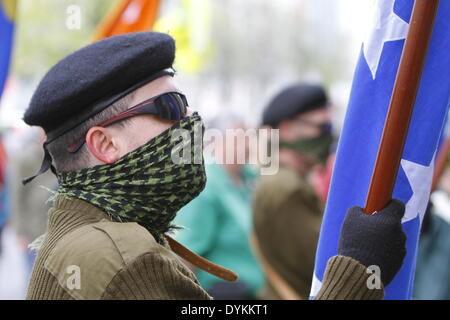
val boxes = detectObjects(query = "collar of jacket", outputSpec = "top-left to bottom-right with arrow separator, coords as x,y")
48,195 -> 238,283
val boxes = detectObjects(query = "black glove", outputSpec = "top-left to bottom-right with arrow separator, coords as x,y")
338,199 -> 407,286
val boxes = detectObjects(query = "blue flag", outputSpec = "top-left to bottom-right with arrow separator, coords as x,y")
311,0 -> 450,300
0,0 -> 16,100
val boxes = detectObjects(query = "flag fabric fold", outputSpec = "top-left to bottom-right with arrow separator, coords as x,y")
311,0 -> 450,300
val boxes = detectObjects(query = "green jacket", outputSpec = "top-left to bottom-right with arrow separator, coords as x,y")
253,165 -> 384,300
253,165 -> 324,299
26,193 -> 383,300
174,162 -> 265,297
26,195 -> 211,300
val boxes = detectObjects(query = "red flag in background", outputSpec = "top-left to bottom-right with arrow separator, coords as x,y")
92,0 -> 161,41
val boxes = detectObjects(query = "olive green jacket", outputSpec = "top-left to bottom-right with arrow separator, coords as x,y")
26,195 -> 211,300
253,166 -> 324,298
253,166 -> 384,300
27,193 -> 383,300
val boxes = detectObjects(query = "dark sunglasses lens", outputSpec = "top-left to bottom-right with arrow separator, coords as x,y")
155,93 -> 188,120
321,122 -> 333,134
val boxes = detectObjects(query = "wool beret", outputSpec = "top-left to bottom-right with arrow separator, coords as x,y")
262,84 -> 329,128
23,31 -> 176,142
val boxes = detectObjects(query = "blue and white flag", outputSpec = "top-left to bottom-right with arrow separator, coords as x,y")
0,0 -> 16,100
311,0 -> 450,300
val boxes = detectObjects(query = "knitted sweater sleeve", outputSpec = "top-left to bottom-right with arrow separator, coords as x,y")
314,255 -> 384,300
101,251 -> 212,300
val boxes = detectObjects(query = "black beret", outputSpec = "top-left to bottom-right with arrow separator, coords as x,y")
262,84 -> 329,128
24,31 -> 175,142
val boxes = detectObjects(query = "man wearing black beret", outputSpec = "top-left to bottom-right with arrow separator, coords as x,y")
22,32 -> 407,300
23,31 -> 216,300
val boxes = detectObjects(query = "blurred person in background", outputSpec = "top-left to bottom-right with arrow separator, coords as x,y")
173,113 -> 265,300
0,135 -> 9,257
9,127 -> 57,276
252,83 -> 335,299
414,157 -> 450,300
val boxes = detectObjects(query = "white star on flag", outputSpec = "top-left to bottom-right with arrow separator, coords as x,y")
310,274 -> 322,298
400,152 -> 436,223
363,0 -> 409,79
310,152 -> 437,298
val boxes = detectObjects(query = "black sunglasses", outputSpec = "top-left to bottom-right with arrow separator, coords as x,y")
67,91 -> 189,153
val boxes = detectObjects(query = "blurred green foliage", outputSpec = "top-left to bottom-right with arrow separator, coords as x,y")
11,0 -> 113,81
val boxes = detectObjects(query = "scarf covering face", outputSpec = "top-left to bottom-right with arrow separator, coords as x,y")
279,133 -> 334,164
57,113 -> 207,244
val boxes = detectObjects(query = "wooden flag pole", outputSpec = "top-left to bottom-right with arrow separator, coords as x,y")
363,0 -> 440,214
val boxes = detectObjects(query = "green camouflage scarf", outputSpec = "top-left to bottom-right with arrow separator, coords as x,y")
280,133 -> 334,164
56,113 -> 207,244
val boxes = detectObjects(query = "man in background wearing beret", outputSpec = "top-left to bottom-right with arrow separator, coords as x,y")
252,84 -> 408,300
22,32 -> 213,300
252,84 -> 333,299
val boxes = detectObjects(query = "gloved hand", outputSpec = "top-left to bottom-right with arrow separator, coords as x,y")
338,199 -> 407,286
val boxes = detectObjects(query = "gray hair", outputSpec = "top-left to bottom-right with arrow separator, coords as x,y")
47,92 -> 135,173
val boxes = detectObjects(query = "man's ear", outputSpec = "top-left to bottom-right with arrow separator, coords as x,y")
85,126 -> 122,164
